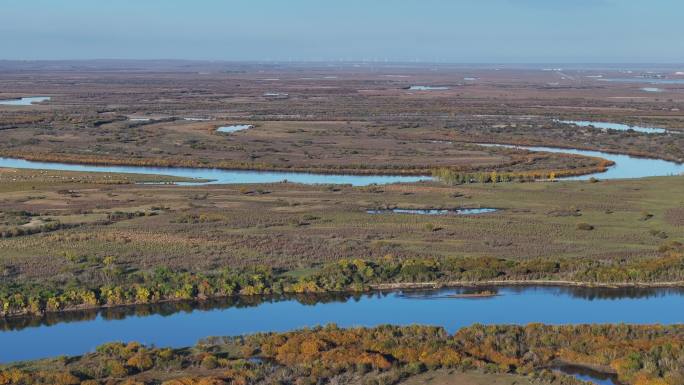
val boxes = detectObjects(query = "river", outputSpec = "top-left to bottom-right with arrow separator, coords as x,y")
0,157 -> 428,186
1,141 -> 683,185
2,285 -> 683,363
479,144 -> 684,179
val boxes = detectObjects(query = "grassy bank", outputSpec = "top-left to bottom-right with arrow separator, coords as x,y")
2,252 -> 683,319
0,169 -> 682,317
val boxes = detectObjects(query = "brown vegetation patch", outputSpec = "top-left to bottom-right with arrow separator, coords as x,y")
665,207 -> 684,226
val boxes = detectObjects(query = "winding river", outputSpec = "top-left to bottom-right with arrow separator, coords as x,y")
0,157 -> 428,186
1,138 -> 683,367
479,144 -> 684,180
2,285 -> 683,363
0,142 -> 682,185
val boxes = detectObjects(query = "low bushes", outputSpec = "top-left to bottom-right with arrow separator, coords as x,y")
2,324 -> 683,384
2,251 -> 683,318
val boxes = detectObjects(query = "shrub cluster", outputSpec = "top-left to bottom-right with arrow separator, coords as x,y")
2,324 -> 682,384
2,252 -> 683,318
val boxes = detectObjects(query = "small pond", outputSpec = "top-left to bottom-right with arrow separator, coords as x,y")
367,208 -> 498,215
556,119 -> 670,134
555,365 -> 623,385
217,124 -> 253,133
408,85 -> 449,90
0,96 -> 50,106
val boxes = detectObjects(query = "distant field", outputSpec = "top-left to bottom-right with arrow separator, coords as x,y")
1,64 -> 683,312
0,118 -> 603,176
1,66 -> 682,176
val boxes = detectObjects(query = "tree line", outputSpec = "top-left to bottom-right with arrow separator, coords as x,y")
2,248 -> 683,319
1,323 -> 681,384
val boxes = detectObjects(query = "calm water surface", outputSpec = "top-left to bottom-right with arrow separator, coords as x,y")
367,208 -> 498,215
2,286 -> 683,363
480,144 -> 684,179
0,157 -> 429,186
184,117 -> 212,121
217,124 -> 253,133
2,131 -> 682,183
600,78 -> 684,85
0,96 -> 50,106
555,365 -> 622,385
556,119 -> 671,134
408,85 -> 449,90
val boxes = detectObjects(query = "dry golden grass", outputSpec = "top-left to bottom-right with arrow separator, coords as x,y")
0,169 -> 681,286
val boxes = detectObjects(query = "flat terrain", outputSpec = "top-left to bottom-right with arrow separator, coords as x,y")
1,62 -> 683,305
0,168 -> 681,286
1,63 -> 683,176
1,62 -> 683,384
0,118 -> 598,175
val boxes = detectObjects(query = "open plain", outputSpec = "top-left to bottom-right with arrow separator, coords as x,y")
1,61 -> 683,384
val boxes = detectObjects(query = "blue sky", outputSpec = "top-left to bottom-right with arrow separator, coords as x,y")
1,0 -> 683,62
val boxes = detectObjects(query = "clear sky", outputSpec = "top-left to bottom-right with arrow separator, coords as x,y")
1,0 -> 683,63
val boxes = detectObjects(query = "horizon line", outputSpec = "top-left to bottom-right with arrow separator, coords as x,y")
1,59 -> 684,66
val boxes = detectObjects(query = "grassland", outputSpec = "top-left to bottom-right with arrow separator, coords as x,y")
1,63 -> 684,382
0,118 -> 605,177
0,168 -> 681,289
1,64 -> 682,177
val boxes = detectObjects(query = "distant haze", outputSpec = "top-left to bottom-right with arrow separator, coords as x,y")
2,0 -> 683,63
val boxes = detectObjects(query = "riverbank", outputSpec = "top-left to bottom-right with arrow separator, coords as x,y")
471,139 -> 684,164
0,135 -> 616,181
0,150 -> 437,176
549,360 -> 622,384
5,277 -> 684,321
1,174 -> 683,320
3,253 -> 684,320
371,279 -> 684,291
2,324 -> 680,385
4,136 -> 684,187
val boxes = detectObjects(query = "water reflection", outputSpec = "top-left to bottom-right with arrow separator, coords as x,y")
2,285 -> 682,333
554,365 -> 623,385
0,157 -> 430,186
479,143 -> 684,179
2,285 -> 683,362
